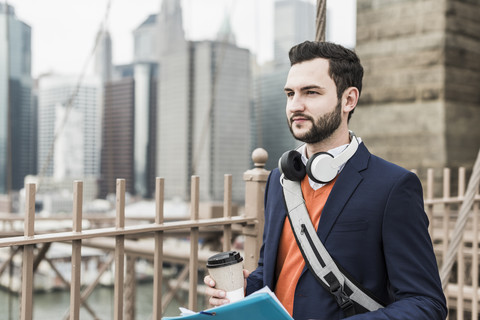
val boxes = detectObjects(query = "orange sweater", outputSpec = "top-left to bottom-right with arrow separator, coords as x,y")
274,176 -> 337,316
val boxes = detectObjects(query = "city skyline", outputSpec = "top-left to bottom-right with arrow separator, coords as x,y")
0,0 -> 356,209
6,0 -> 356,78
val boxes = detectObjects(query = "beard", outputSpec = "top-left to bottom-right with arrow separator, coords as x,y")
288,99 -> 342,144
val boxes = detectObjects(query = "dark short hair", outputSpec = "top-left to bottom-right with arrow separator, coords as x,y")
289,41 -> 364,120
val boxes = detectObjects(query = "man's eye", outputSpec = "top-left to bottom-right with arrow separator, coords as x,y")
286,92 -> 294,97
307,91 -> 318,95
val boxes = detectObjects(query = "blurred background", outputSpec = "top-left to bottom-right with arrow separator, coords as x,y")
0,0 -> 479,214
0,0 -> 358,214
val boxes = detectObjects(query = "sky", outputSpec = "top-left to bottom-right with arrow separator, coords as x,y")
5,0 -> 356,78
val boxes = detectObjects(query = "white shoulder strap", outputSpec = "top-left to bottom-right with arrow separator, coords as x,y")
281,177 -> 384,314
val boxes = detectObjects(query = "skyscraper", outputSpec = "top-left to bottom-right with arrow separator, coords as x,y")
100,78 -> 135,198
94,30 -> 113,83
156,0 -> 251,202
133,62 -> 157,197
37,75 -> 102,182
274,0 -> 316,65
254,66 -> 296,170
253,0 -> 315,170
0,3 -> 35,194
133,14 -> 158,64
100,14 -> 158,198
132,13 -> 159,198
191,40 -> 251,202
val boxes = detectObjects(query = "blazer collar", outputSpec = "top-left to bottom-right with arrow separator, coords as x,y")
317,142 -> 371,243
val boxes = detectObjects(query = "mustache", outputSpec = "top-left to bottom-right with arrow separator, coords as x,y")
289,113 -> 315,123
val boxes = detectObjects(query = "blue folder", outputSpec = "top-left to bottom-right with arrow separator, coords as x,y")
162,289 -> 293,320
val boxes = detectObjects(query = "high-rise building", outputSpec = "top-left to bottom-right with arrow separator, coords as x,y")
100,14 -> 158,198
94,30 -> 113,83
133,14 -> 158,64
253,0 -> 315,170
132,14 -> 159,198
54,105 -> 83,179
133,63 -> 157,198
254,66 -> 297,170
274,0 -> 316,65
157,0 -> 251,203
157,0 -> 187,57
192,41 -> 251,202
0,4 -> 35,194
100,78 -> 135,198
37,75 -> 102,181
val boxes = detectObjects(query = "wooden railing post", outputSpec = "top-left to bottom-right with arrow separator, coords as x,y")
223,174 -> 233,252
472,186 -> 480,317
70,181 -> 83,320
456,168 -> 465,320
243,148 -> 270,272
124,255 -> 136,320
189,176 -> 200,311
21,183 -> 36,320
114,179 -> 126,320
442,168 -> 451,267
153,177 -> 164,318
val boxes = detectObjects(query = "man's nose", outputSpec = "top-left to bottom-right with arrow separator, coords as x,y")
288,95 -> 306,112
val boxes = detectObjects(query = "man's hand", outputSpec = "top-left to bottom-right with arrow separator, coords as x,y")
204,269 -> 250,306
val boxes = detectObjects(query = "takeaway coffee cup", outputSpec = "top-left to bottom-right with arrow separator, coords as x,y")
206,251 -> 244,303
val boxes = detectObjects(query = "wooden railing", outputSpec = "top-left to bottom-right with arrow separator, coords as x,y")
426,167 -> 480,320
1,151 -> 480,319
0,149 -> 269,320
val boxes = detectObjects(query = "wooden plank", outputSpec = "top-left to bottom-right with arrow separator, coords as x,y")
153,177 -> 164,319
473,200 -> 480,318
0,216 -> 255,247
442,168 -> 451,287
21,245 -> 34,320
124,256 -> 136,320
223,174 -> 232,252
457,170 -> 465,320
70,181 -> 83,320
21,183 -> 35,320
189,176 -> 199,311
114,179 -> 126,320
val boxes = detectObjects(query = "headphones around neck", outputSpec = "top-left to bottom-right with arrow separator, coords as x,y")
278,131 -> 359,184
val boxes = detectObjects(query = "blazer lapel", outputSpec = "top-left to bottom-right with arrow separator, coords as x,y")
317,143 -> 371,243
264,170 -> 289,289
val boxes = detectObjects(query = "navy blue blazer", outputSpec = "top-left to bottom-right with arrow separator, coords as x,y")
246,143 -> 447,320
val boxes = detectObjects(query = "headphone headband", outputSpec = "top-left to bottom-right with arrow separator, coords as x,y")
330,131 -> 359,168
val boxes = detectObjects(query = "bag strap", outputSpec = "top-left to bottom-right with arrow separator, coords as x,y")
281,177 -> 385,316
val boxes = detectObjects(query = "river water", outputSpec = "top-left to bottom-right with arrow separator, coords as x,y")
0,282 -> 209,319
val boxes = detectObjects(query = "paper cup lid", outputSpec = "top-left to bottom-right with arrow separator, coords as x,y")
206,251 -> 243,268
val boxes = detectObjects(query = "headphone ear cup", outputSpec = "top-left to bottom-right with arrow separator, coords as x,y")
306,152 -> 337,184
279,150 -> 306,181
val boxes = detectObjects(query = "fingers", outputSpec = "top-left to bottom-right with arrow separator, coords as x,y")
208,291 -> 229,307
204,275 -> 215,287
204,275 -> 229,306
243,269 -> 250,278
209,296 -> 230,306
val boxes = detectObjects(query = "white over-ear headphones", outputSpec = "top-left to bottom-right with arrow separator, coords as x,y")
278,131 -> 359,183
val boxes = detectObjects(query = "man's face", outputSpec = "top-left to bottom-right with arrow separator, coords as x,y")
284,58 -> 342,144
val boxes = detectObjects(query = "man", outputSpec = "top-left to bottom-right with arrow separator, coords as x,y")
205,41 -> 447,319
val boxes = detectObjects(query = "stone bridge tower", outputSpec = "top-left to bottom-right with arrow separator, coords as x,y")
352,0 -> 480,189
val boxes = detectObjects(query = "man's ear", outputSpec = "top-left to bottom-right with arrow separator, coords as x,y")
342,87 -> 359,114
